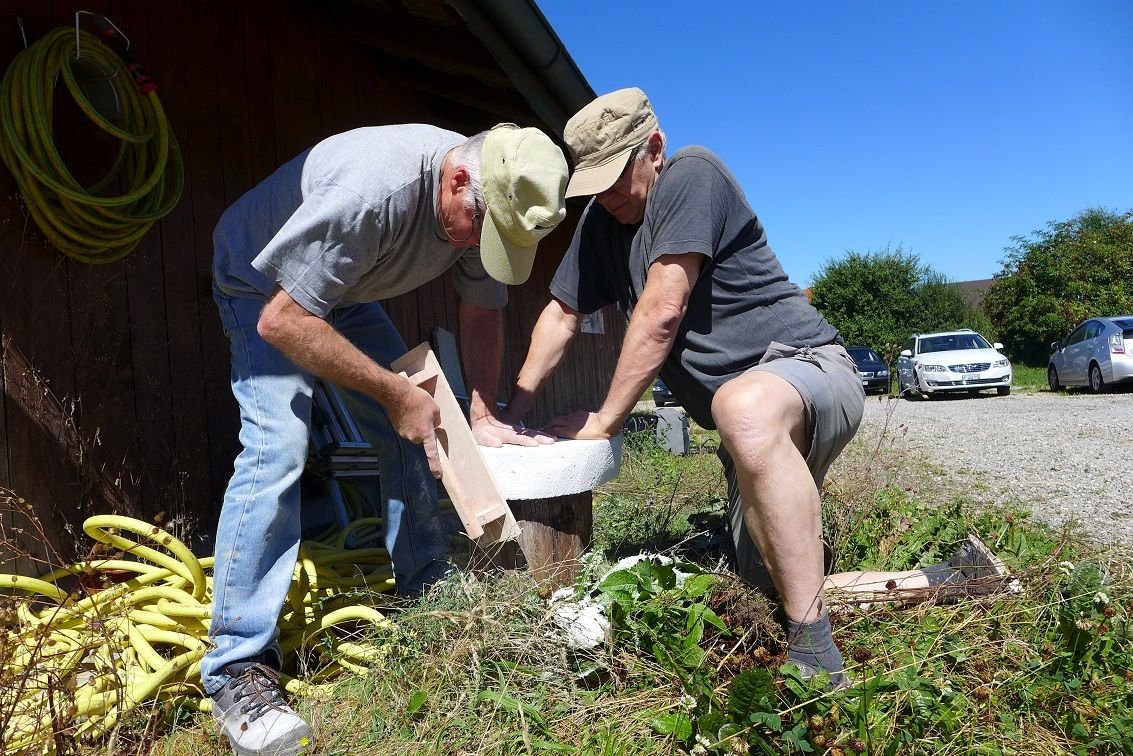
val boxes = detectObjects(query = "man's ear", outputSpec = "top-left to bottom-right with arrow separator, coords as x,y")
646,132 -> 664,168
450,166 -> 471,194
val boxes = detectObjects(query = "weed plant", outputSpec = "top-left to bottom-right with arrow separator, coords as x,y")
4,412 -> 1130,754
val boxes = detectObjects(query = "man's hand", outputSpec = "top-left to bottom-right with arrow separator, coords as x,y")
472,414 -> 555,448
542,410 -> 617,440
388,383 -> 443,477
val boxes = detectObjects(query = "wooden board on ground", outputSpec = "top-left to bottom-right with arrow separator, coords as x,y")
392,344 -> 520,545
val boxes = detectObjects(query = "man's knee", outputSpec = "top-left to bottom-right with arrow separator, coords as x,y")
711,372 -> 806,469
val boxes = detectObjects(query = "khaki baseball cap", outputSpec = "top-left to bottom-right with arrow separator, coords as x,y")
563,87 -> 658,198
479,124 -> 568,285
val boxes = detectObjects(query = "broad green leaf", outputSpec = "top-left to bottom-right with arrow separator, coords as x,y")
700,607 -> 728,632
652,712 -> 693,740
405,689 -> 428,715
728,668 -> 776,720
678,644 -> 706,668
598,570 -> 639,593
683,573 -> 715,598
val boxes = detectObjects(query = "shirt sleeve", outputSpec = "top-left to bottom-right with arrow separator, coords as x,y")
251,180 -> 379,318
549,200 -> 618,315
451,247 -> 507,309
644,154 -> 729,265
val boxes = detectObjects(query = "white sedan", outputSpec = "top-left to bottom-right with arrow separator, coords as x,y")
897,330 -> 1013,398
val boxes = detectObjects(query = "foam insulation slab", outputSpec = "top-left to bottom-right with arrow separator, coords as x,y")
480,435 -> 623,500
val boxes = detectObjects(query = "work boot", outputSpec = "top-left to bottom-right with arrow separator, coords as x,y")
211,661 -> 312,756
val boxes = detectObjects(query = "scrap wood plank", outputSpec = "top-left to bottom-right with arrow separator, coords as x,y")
392,343 -> 520,545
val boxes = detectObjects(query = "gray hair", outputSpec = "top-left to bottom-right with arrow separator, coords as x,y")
635,127 -> 667,164
450,129 -> 491,212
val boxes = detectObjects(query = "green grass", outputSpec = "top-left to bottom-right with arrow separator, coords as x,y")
1012,364 -> 1050,392
11,425 -> 1132,755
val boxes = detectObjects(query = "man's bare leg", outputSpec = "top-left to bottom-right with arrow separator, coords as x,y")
712,371 -> 844,683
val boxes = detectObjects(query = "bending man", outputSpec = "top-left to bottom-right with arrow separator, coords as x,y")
502,89 -> 863,687
205,123 -> 567,755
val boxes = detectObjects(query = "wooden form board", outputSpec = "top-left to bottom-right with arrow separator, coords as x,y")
391,344 -> 520,545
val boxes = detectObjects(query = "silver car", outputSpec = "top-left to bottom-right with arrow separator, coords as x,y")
1048,316 -> 1133,393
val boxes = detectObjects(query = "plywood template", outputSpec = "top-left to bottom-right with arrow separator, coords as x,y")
391,344 -> 520,545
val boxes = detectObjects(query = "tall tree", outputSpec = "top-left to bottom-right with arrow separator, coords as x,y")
983,208 -> 1133,365
810,246 -> 990,363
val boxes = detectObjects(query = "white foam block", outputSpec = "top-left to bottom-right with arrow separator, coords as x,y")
480,435 -> 623,500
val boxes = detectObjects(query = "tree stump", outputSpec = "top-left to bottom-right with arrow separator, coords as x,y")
478,437 -> 620,589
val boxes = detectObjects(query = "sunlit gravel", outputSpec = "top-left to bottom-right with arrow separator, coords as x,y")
856,389 -> 1133,547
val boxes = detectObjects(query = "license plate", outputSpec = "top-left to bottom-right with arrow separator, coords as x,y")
861,379 -> 869,386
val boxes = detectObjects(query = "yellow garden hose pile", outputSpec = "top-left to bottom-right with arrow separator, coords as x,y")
0,514 -> 396,752
0,21 -> 183,263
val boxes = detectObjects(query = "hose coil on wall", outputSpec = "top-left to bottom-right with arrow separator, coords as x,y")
0,22 -> 183,263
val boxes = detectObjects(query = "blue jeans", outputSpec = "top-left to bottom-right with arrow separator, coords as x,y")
201,290 -> 451,695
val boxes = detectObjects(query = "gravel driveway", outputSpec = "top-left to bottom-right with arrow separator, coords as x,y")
856,390 -> 1132,546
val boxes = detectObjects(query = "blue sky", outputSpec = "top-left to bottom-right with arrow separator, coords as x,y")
539,1 -> 1132,287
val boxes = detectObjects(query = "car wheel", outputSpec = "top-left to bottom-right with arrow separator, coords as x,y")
997,386 -> 1011,396
1047,365 -> 1061,392
911,370 -> 926,399
1089,363 -> 1106,394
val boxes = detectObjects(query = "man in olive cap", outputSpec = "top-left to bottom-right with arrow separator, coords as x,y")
206,122 -> 567,754
502,89 -> 864,687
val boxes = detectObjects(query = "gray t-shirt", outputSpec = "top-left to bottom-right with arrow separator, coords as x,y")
550,146 -> 840,428
213,124 -> 506,317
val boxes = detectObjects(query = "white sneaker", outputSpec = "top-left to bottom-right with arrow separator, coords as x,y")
211,662 -> 313,756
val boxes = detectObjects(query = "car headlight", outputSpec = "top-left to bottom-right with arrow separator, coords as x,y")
920,364 -> 946,373
993,359 -> 1009,368
878,369 -> 889,377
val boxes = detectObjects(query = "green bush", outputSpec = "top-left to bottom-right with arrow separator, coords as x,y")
810,246 -> 992,363
984,208 -> 1133,365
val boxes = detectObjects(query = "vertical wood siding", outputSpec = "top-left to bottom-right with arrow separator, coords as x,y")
0,0 -> 624,566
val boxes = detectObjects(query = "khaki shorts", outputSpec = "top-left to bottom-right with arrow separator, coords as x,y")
717,342 -> 865,588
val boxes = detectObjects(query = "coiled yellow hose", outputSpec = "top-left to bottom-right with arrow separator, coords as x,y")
0,514 -> 396,752
0,26 -> 183,263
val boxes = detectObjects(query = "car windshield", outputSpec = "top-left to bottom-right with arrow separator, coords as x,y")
848,348 -> 881,362
918,333 -> 991,354
1112,318 -> 1133,330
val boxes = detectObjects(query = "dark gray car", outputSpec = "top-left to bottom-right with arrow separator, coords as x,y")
846,346 -> 891,395
652,378 -> 678,407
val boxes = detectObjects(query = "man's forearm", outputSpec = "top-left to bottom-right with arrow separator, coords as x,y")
596,299 -> 679,430
259,289 -> 409,406
459,302 -> 503,422
595,254 -> 701,431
